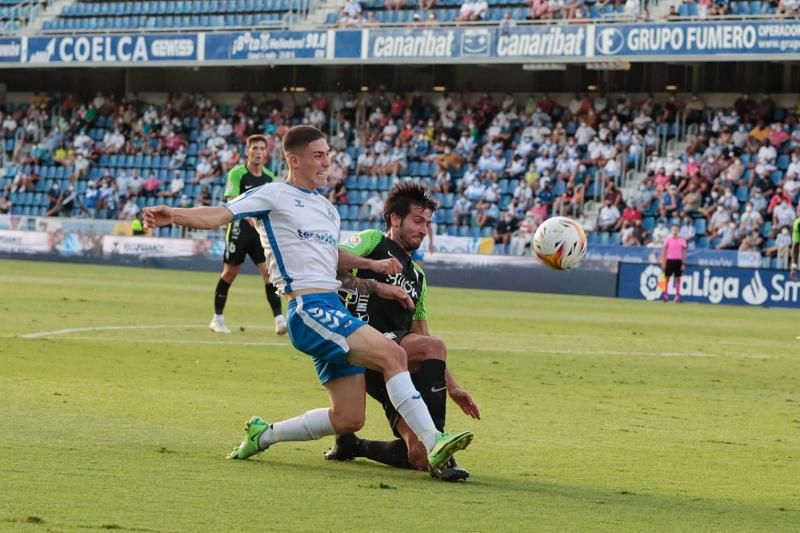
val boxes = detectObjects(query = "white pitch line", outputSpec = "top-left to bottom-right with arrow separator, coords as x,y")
41,335 -> 289,348
9,324 -> 784,359
18,324 -> 272,339
19,333 -> 721,358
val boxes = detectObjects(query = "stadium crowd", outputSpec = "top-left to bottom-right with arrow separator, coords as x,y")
333,0 -> 644,26
1,90 -> 799,263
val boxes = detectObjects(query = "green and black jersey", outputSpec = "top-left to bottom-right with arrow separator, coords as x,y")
338,229 -> 427,334
224,163 -> 276,198
224,163 -> 276,243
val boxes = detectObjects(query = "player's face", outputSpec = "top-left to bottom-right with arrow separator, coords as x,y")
247,141 -> 267,166
397,205 -> 432,252
289,138 -> 330,188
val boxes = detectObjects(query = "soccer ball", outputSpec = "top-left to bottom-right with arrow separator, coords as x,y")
532,216 -> 588,270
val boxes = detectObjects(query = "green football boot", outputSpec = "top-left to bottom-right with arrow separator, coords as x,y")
427,431 -> 473,469
226,416 -> 270,460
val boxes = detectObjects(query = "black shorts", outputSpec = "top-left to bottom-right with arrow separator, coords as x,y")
223,220 -> 265,265
665,259 -> 684,277
365,329 -> 411,439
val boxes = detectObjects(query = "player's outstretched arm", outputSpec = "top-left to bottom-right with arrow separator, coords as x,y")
142,205 -> 233,230
791,242 -> 799,281
337,249 -> 402,275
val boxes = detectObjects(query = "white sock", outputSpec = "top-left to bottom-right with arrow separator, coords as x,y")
259,408 -> 334,449
385,371 -> 439,452
214,313 -> 224,321
275,314 -> 284,321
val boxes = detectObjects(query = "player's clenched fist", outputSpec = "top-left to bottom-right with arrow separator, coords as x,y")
371,257 -> 403,275
142,206 -> 174,228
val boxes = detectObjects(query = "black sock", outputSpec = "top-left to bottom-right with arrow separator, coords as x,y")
355,438 -> 410,469
214,278 -> 231,315
412,359 -> 447,432
265,283 -> 282,317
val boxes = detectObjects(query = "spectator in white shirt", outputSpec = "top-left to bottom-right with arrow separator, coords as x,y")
160,172 -> 185,198
216,118 -> 233,139
194,156 -> 215,184
361,191 -> 384,223
168,145 -> 187,170
773,198 -> 795,228
103,128 -> 126,154
127,170 -> 144,197
597,199 -> 621,232
119,197 -> 140,221
356,148 -> 375,176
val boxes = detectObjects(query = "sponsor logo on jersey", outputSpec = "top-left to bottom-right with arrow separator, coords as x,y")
386,272 -> 420,300
297,229 -> 337,247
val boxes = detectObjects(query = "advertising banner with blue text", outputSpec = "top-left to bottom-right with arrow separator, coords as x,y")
593,21 -> 800,58
204,31 -> 329,61
25,34 -> 198,64
618,262 -> 800,308
363,26 -> 587,60
0,38 -> 22,63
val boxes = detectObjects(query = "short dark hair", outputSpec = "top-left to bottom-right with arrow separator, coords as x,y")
383,182 -> 437,228
282,125 -> 325,154
246,134 -> 269,148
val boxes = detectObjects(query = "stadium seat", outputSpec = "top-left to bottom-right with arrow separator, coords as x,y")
694,218 -> 707,235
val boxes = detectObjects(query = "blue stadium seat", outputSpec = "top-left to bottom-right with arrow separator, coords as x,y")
442,193 -> 455,209
694,217 -> 707,235
736,185 -> 750,203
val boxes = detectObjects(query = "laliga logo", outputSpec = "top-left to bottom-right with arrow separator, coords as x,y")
596,28 -> 624,55
638,265 -> 771,305
639,264 -> 664,300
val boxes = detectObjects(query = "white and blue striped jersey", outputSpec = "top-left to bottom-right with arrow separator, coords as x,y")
224,182 -> 342,294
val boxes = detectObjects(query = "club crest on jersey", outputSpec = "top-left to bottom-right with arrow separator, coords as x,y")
294,199 -> 304,208
327,206 -> 337,222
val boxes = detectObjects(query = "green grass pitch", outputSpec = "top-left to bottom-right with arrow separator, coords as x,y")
1,259 -> 798,532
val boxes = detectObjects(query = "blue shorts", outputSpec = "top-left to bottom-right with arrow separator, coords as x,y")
286,292 -> 367,385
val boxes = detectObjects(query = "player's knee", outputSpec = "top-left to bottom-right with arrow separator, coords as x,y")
378,342 -> 407,374
424,336 -> 447,361
221,266 -> 239,283
330,412 -> 364,434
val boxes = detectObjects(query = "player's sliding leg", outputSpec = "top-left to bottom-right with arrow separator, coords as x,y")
227,374 -> 366,459
324,433 -> 411,468
210,263 -> 239,333
326,334 -> 466,473
346,326 -> 473,469
257,263 -> 286,335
